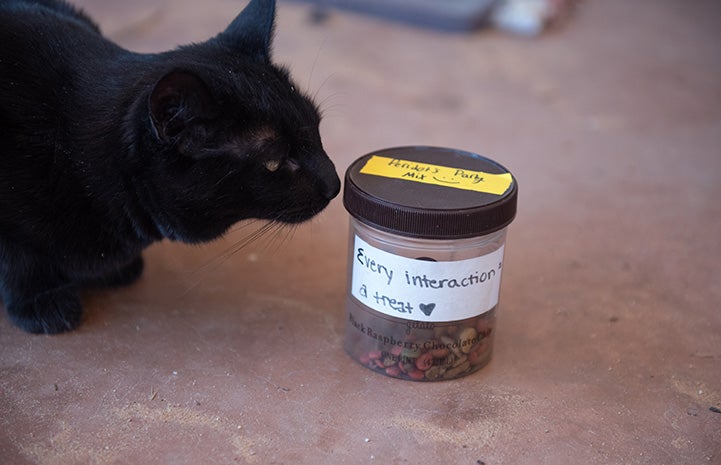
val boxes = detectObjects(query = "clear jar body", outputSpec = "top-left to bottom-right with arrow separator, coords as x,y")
344,218 -> 508,381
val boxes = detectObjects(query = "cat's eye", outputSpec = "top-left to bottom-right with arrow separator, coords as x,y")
264,159 -> 282,172
264,157 -> 300,173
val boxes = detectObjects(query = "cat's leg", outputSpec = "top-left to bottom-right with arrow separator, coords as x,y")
1,259 -> 82,334
84,255 -> 144,288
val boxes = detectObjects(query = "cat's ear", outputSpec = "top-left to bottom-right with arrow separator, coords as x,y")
148,70 -> 217,142
219,0 -> 275,59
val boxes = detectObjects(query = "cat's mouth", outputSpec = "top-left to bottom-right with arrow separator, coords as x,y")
273,198 -> 334,224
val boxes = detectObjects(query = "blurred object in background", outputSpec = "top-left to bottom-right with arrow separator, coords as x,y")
490,0 -> 578,36
290,0 -> 498,31
289,0 -> 577,35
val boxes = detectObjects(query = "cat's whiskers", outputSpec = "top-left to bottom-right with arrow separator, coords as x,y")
226,219 -> 258,236
180,220 -> 280,296
317,92 -> 346,119
211,169 -> 237,189
311,72 -> 335,104
264,220 -> 297,253
306,37 -> 327,97
206,221 -> 276,269
303,44 -> 344,120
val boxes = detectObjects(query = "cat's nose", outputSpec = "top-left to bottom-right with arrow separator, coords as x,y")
321,173 -> 341,200
310,153 -> 341,200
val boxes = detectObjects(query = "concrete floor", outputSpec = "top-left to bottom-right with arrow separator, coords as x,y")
2,0 -> 720,464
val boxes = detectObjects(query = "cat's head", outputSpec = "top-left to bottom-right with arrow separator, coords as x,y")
134,0 -> 340,242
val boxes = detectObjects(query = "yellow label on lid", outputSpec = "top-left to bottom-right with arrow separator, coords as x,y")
359,155 -> 513,196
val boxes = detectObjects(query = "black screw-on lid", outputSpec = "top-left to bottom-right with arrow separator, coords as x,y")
343,146 -> 518,239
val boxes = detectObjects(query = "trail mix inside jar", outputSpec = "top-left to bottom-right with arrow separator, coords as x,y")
346,303 -> 496,381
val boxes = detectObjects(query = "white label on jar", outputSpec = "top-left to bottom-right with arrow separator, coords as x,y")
350,235 -> 504,322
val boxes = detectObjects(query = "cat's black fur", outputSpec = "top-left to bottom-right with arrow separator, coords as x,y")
0,0 -> 341,334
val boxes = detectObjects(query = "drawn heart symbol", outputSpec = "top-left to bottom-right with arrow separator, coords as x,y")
419,303 -> 436,316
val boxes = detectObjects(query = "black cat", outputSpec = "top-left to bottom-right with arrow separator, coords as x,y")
0,0 -> 341,334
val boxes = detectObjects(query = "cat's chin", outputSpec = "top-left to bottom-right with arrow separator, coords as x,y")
272,202 -> 334,225
277,212 -> 326,225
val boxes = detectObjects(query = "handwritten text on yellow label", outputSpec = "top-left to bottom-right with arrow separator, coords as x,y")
360,155 -> 512,195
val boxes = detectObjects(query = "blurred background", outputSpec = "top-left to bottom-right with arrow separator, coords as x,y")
1,1 -> 720,464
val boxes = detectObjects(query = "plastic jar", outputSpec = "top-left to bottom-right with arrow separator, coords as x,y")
343,146 -> 518,381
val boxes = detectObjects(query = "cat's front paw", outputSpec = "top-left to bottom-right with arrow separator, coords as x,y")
6,288 -> 83,334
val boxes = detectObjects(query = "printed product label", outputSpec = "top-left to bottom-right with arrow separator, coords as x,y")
360,155 -> 513,195
351,236 -> 504,322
